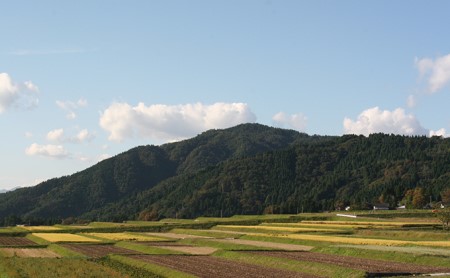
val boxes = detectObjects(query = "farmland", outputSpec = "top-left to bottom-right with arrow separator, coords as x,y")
0,210 -> 449,277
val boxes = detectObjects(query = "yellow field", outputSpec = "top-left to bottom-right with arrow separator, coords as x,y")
84,232 -> 166,241
215,225 -> 342,233
20,226 -> 62,231
32,233 -> 101,243
258,233 -> 450,247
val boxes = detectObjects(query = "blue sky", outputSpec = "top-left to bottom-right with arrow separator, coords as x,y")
1,1 -> 449,190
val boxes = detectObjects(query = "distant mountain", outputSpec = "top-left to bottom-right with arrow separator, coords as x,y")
0,123 -> 449,225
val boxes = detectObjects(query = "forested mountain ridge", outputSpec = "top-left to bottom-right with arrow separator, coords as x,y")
0,124 -> 449,225
0,124 -> 308,224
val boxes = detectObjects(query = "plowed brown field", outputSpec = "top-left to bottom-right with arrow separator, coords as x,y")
60,244 -> 141,258
129,254 -> 318,278
242,251 -> 450,275
0,237 -> 37,246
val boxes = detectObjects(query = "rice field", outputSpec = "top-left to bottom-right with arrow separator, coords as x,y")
261,233 -> 450,247
83,232 -> 167,241
31,233 -> 101,243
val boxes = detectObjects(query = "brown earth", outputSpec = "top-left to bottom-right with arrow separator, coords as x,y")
60,244 -> 141,258
129,254 -> 318,278
210,238 -> 313,251
0,248 -> 60,258
242,251 -> 450,275
0,237 -> 37,246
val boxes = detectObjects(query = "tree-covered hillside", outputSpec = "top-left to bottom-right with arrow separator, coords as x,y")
0,124 -> 449,225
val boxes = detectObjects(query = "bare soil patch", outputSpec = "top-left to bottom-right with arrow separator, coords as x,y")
242,251 -> 450,275
0,237 -> 37,246
145,232 -> 212,239
210,238 -> 313,251
129,254 -> 317,278
0,248 -> 60,258
60,244 -> 141,258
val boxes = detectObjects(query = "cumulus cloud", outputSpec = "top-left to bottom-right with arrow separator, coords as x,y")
99,102 -> 257,142
272,112 -> 307,132
46,128 -> 94,143
0,73 -> 39,113
56,98 -> 88,119
25,143 -> 70,159
429,128 -> 448,137
343,107 -> 428,136
415,54 -> 450,93
47,128 -> 65,142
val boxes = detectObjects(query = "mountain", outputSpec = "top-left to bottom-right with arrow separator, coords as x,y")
0,124 -> 449,225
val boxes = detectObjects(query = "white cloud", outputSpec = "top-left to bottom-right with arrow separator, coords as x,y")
99,102 -> 257,142
46,128 -> 94,143
272,112 -> 307,132
56,98 -> 88,119
415,54 -> 450,93
24,132 -> 33,138
47,128 -> 65,142
25,143 -> 70,159
429,128 -> 448,137
343,107 -> 428,136
75,129 -> 94,143
0,73 -> 39,113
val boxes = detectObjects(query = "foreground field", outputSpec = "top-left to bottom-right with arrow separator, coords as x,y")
0,211 -> 449,277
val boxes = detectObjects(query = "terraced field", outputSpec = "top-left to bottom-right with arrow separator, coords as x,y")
1,212 -> 449,277
60,244 -> 142,258
129,254 -> 316,278
0,237 -> 37,246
